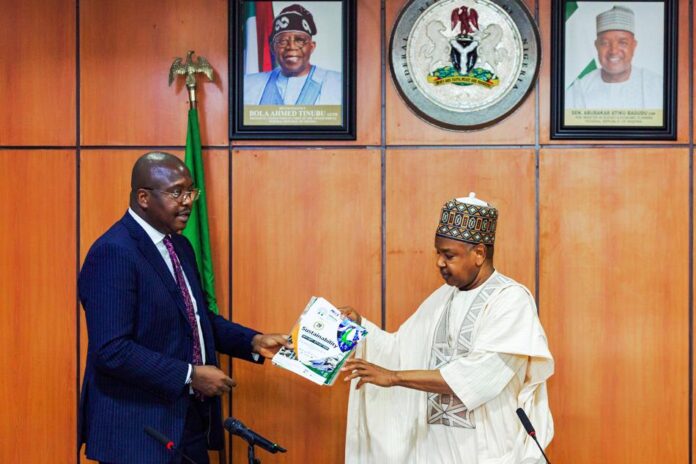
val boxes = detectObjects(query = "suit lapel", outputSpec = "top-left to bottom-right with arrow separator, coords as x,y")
120,213 -> 188,318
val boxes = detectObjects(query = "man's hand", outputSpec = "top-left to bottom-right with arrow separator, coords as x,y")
342,358 -> 398,389
339,306 -> 362,325
343,361 -> 454,395
191,365 -> 236,397
251,333 -> 292,359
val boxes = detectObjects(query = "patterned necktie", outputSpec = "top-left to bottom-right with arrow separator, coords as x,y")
163,236 -> 203,369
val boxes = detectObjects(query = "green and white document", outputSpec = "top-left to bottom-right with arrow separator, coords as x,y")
272,296 -> 368,386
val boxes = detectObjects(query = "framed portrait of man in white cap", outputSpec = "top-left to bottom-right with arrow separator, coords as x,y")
550,0 -> 677,140
230,0 -> 357,140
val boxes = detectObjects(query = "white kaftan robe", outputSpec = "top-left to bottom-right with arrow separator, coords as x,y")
565,67 -> 663,110
345,272 -> 553,464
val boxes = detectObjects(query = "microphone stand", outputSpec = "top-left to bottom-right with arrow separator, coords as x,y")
247,442 -> 261,464
530,434 -> 551,464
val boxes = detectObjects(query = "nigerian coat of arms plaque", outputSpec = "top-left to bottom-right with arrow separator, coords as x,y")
390,0 -> 540,129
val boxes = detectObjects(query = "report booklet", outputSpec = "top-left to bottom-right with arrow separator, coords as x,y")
272,296 -> 368,386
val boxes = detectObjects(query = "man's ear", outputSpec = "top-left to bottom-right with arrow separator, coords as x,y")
473,243 -> 487,266
136,189 -> 150,210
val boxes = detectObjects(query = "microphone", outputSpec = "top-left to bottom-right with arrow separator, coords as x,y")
144,426 -> 199,464
516,407 -> 537,437
223,418 -> 287,454
515,408 -> 551,464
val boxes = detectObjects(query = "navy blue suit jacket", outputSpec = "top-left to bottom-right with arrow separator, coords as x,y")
78,212 -> 261,463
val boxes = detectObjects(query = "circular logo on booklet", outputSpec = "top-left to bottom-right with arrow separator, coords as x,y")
390,0 -> 540,129
337,320 -> 361,352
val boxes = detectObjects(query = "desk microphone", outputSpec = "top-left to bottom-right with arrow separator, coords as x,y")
223,418 -> 287,454
515,408 -> 551,464
144,425 -> 199,464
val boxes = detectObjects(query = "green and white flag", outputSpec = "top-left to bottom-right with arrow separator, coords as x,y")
564,1 -> 598,91
183,108 -> 219,314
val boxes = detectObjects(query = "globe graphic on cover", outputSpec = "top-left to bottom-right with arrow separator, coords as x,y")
337,320 -> 362,351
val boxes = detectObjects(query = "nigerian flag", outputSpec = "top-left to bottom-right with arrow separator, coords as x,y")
183,108 -> 219,314
243,1 -> 275,75
565,1 -> 598,91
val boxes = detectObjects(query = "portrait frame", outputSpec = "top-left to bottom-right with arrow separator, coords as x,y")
230,0 -> 357,140
550,0 -> 677,140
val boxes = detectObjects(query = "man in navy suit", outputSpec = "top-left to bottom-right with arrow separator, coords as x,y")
79,152 -> 289,463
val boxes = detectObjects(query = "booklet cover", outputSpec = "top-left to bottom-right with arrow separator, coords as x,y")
272,296 -> 368,386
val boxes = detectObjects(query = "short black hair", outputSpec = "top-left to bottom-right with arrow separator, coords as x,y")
485,244 -> 494,261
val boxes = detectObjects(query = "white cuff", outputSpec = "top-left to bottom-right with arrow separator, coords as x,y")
185,364 -> 193,385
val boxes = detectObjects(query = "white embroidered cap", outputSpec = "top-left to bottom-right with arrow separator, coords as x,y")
436,193 -> 498,245
597,6 -> 635,35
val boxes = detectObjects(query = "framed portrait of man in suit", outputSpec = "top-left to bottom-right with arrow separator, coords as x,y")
230,0 -> 357,140
551,0 -> 677,140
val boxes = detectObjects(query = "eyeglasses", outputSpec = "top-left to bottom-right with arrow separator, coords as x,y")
141,187 -> 200,202
273,34 -> 311,49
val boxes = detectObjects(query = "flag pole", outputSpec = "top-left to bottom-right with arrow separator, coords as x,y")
188,85 -> 197,110
167,50 -> 221,316
185,71 -> 198,110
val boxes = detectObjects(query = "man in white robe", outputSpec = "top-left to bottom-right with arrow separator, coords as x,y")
343,194 -> 553,463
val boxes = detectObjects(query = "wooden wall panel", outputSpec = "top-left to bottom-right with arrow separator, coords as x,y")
233,0 -> 382,147
386,149 -> 536,330
539,0 -> 689,143
540,149 -> 689,463
0,0 -> 75,145
231,149 -> 381,463
78,149 -> 230,463
384,0 -> 537,145
80,0 -> 228,146
0,150 -> 76,462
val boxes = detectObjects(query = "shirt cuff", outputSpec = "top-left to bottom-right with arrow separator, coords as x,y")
185,364 -> 193,385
